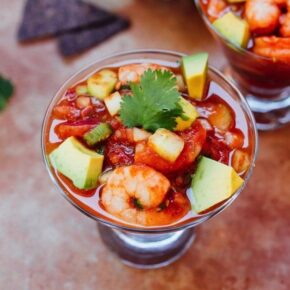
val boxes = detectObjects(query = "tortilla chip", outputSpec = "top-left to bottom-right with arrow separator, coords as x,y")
18,0 -> 115,41
58,17 -> 130,56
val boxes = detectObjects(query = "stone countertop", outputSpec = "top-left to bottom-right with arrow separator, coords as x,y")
0,0 -> 289,289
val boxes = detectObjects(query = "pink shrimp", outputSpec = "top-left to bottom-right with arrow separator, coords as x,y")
101,165 -> 189,226
118,63 -> 170,85
245,0 -> 281,35
253,36 -> 290,63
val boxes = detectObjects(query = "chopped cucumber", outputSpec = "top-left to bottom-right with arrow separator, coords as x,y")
84,123 -> 112,146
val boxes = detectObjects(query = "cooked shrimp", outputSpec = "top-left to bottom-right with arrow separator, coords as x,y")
101,165 -> 189,226
253,36 -> 290,63
118,64 -> 170,85
245,0 -> 281,35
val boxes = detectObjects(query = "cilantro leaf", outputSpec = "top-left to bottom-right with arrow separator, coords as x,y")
145,107 -> 183,132
0,75 -> 14,111
120,69 -> 183,132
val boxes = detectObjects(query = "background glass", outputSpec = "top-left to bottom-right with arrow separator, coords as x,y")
42,50 -> 258,269
195,0 -> 290,130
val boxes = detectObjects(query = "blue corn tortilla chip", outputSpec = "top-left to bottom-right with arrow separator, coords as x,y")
58,17 -> 130,56
18,0 -> 116,41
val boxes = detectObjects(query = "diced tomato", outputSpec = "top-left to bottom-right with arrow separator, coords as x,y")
106,140 -> 135,166
65,88 -> 77,101
52,105 -> 80,121
202,132 -> 231,164
91,98 -> 107,113
135,121 -> 206,173
58,99 -> 73,106
80,99 -> 110,121
54,120 -> 99,140
109,118 -> 123,130
223,129 -> 244,149
81,105 -> 96,119
196,95 -> 235,131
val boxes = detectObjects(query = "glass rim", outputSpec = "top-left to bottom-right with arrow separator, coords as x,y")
194,0 -> 276,62
41,49 -> 259,233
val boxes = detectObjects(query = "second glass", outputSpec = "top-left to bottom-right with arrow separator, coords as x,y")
195,0 -> 290,130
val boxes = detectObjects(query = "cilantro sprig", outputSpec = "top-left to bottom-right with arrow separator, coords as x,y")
120,69 -> 183,132
0,75 -> 14,111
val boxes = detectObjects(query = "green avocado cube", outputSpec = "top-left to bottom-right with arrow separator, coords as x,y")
87,69 -> 117,100
49,136 -> 104,190
213,12 -> 250,48
182,53 -> 208,100
175,97 -> 199,131
191,156 -> 244,213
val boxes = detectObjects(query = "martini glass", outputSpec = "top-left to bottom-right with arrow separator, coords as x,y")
42,50 -> 258,269
195,0 -> 290,130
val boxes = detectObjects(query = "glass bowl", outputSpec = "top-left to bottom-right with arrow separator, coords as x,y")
42,49 -> 258,268
195,0 -> 290,130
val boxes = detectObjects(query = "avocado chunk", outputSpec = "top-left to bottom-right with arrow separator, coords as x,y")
213,12 -> 250,48
148,128 -> 184,163
182,53 -> 208,100
191,156 -> 244,213
49,136 -> 104,190
175,97 -> 199,131
83,123 -> 112,146
87,69 -> 117,100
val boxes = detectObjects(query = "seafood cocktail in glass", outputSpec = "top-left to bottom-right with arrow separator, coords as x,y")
42,50 -> 258,269
195,0 -> 290,130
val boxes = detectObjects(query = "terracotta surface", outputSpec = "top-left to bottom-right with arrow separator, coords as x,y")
0,0 -> 290,289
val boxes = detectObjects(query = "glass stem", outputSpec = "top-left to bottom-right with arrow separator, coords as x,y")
98,223 -> 195,269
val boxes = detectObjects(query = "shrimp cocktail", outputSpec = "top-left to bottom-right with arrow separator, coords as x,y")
195,0 -> 290,130
42,50 -> 257,268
